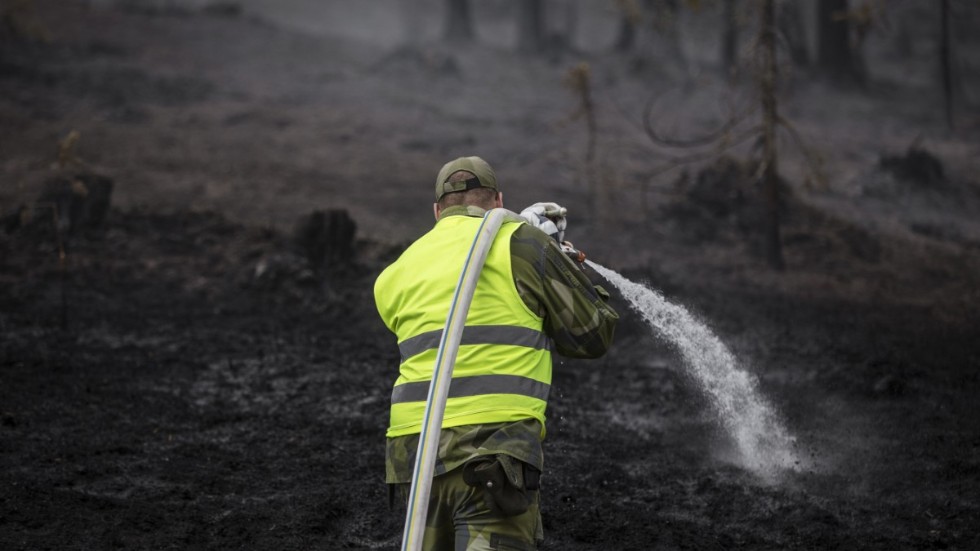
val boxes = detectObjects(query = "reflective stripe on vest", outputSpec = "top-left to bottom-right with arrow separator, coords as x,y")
391,374 -> 551,404
397,325 -> 551,362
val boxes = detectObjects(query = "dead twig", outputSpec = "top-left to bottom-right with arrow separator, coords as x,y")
643,92 -> 758,149
645,124 -> 763,179
776,115 -> 828,190
54,130 -> 89,170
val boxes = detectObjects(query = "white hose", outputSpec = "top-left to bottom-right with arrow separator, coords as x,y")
400,208 -> 508,551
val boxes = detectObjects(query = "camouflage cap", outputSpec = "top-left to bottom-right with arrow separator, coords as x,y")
435,156 -> 498,201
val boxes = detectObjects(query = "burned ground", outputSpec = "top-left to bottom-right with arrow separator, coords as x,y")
3,187 -> 978,550
2,1 -> 980,549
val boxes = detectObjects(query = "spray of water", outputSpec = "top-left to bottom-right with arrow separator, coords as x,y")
587,260 -> 800,476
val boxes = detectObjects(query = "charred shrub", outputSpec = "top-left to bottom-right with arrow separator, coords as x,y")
292,209 -> 357,274
879,147 -> 945,188
668,156 -> 782,246
39,172 -> 114,233
687,156 -> 753,218
3,172 -> 114,235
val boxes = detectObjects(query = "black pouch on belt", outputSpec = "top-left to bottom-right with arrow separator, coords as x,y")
462,455 -> 533,517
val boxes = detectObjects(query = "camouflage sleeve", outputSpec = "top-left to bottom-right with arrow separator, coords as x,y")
510,224 -> 619,359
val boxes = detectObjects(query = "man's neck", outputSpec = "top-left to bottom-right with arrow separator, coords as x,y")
438,205 -> 487,220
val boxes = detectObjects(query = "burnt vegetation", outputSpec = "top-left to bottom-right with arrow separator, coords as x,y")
2,0 -> 980,549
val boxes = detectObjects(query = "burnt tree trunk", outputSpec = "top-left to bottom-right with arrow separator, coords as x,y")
294,209 -> 357,276
444,0 -> 473,41
817,0 -> 861,83
722,0 -> 737,75
615,14 -> 636,52
760,0 -> 784,270
778,1 -> 809,67
516,0 -> 545,53
940,0 -> 954,129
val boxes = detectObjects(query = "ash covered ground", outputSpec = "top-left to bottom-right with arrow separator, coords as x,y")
2,1 -> 980,549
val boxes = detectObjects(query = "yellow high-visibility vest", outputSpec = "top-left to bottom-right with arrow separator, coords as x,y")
375,215 -> 552,438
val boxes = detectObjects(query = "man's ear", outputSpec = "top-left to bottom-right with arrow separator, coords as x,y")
495,192 -> 504,209
433,202 -> 441,221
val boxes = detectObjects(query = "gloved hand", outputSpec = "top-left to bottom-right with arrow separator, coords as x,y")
519,202 -> 567,243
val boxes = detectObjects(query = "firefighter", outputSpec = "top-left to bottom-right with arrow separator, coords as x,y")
375,156 -> 618,550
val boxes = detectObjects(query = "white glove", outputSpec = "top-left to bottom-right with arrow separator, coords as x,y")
519,202 -> 567,243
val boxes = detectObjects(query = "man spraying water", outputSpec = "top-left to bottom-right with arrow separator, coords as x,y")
374,156 -> 618,550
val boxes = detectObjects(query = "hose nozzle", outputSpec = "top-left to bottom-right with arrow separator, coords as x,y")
561,242 -> 586,264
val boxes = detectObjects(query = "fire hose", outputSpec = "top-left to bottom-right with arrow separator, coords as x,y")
400,207 -> 508,551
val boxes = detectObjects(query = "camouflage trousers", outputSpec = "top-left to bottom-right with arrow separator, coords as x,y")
395,467 -> 543,550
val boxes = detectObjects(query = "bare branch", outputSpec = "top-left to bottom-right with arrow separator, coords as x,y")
776,115 -> 829,190
644,124 -> 764,179
642,90 -> 758,150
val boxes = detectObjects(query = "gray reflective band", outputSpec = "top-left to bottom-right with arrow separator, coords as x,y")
391,374 -> 551,404
398,325 -> 550,362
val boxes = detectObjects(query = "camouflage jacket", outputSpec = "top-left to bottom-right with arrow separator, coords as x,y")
386,205 -> 619,483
